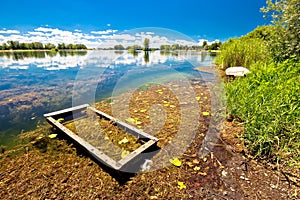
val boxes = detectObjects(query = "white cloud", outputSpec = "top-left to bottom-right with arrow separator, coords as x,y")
0,29 -> 20,34
0,26 -> 219,49
197,39 -> 220,46
34,27 -> 55,32
91,29 -> 118,35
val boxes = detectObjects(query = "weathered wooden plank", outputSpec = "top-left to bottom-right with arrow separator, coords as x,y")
44,105 -> 159,171
118,140 -> 157,166
46,116 -> 119,169
44,104 -> 90,117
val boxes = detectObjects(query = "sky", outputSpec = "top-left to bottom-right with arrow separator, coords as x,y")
0,0 -> 270,48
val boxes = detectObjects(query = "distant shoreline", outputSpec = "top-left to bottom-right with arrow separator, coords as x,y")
0,49 -> 92,52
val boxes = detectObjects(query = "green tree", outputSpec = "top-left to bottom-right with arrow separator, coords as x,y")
114,44 -> 125,50
160,44 -> 171,51
261,0 -> 300,61
143,38 -> 150,50
202,41 -> 208,50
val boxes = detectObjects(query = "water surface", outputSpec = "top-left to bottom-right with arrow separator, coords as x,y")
0,50 -> 214,146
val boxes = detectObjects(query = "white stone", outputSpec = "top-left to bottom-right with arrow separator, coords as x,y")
225,66 -> 250,77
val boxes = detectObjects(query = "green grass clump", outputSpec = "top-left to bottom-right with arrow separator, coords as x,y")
215,38 -> 270,70
226,59 -> 300,166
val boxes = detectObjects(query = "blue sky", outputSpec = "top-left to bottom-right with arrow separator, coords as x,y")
0,0 -> 269,47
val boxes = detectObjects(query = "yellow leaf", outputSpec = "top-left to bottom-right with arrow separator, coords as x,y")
198,172 -> 207,176
125,118 -> 136,124
169,157 -> 182,167
192,159 -> 199,164
169,105 -> 176,108
56,118 -> 64,123
140,109 -> 147,113
202,112 -> 210,116
163,100 -> 168,103
186,162 -> 194,167
48,134 -> 57,139
135,121 -> 142,125
104,136 -> 109,140
163,103 -> 169,107
118,137 -> 129,144
158,91 -> 163,94
196,96 -> 200,101
203,157 -> 207,162
121,150 -> 130,158
193,166 -> 201,171
178,181 -> 186,190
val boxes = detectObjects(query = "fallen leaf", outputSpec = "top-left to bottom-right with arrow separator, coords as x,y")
118,137 -> 129,144
125,118 -> 136,124
135,121 -> 143,125
178,181 -> 186,190
198,172 -> 207,176
202,112 -> 210,116
121,150 -> 130,158
194,166 -> 201,171
140,109 -> 147,113
203,157 -> 207,162
192,159 -> 200,164
169,157 -> 182,167
186,162 -> 194,167
56,118 -> 64,123
196,96 -> 200,101
48,134 -> 57,139
169,105 -> 176,108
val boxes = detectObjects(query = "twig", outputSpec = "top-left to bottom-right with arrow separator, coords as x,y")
281,171 -> 300,187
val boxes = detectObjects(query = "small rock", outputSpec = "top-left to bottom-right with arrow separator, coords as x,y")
240,176 -> 250,181
222,170 -> 228,177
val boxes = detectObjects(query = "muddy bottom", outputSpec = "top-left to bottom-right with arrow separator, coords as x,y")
0,80 -> 299,199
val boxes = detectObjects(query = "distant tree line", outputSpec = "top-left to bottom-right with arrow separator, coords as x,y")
202,41 -> 222,50
160,44 -> 205,51
113,44 -> 222,51
0,40 -> 87,50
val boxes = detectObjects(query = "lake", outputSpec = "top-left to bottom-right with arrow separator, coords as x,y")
0,50 -> 215,146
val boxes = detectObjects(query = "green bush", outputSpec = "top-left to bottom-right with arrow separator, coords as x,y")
215,37 -> 270,70
226,59 -> 300,165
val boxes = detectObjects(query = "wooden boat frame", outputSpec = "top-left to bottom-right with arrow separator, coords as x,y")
44,104 -> 159,171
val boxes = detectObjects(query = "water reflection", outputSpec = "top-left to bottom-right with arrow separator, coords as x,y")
0,50 -> 213,146
0,50 -> 87,61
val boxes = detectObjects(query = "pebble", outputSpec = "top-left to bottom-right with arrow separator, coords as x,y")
221,170 -> 228,177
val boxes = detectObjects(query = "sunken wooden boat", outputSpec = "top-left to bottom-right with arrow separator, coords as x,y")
44,104 -> 159,172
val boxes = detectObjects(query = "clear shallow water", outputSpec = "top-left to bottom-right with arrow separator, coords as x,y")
0,50 -> 214,146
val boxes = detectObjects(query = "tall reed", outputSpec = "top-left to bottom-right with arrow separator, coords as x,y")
216,38 -> 269,70
226,59 -> 300,165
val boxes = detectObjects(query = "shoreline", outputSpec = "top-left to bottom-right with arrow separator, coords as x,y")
0,49 -> 92,52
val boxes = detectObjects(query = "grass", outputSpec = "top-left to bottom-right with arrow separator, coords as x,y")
215,38 -> 269,70
226,59 -> 300,166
